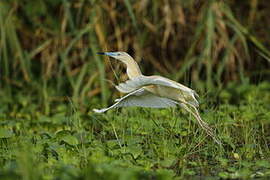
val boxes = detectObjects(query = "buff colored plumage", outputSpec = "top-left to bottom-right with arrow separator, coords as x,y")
93,52 -> 221,145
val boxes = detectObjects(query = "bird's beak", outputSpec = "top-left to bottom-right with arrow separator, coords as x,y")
97,52 -> 118,57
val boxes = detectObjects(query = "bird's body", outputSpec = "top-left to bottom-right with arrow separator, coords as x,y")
144,75 -> 198,106
94,52 -> 221,145
146,85 -> 192,104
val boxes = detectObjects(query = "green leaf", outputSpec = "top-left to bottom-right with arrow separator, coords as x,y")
256,160 -> 270,168
218,172 -> 229,179
60,135 -> 78,146
0,129 -> 13,138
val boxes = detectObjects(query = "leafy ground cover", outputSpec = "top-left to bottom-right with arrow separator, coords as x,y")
0,82 -> 269,179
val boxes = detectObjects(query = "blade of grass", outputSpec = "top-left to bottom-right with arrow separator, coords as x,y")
124,0 -> 138,31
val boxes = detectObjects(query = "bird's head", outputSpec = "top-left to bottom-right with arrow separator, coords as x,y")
97,52 -> 132,64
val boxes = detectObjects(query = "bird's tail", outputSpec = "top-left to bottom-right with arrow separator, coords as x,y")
180,103 -> 222,145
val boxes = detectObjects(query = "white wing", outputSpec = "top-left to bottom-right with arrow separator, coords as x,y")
116,75 -> 199,107
116,75 -> 196,94
93,88 -> 179,113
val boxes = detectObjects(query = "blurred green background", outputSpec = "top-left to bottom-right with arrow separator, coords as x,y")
1,0 -> 269,113
0,1 -> 270,179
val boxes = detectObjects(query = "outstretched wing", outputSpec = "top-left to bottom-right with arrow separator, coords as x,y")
93,88 -> 179,113
116,75 -> 196,95
115,75 -> 199,107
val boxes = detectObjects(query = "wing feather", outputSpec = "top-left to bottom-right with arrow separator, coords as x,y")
116,75 -> 195,94
93,88 -> 178,113
115,75 -> 199,107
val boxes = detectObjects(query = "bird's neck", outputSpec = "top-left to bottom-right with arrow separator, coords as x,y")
125,58 -> 142,79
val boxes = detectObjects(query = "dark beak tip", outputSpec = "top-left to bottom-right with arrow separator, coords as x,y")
97,52 -> 105,55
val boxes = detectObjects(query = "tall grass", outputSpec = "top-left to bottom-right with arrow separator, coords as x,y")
0,0 -> 269,112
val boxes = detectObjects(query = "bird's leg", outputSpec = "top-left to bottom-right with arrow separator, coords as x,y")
180,104 -> 212,132
192,108 -> 214,133
181,103 -> 221,145
192,108 -> 222,145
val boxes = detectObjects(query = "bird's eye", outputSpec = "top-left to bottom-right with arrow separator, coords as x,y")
117,53 -> 121,56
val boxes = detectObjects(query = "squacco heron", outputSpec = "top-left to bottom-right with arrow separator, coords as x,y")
93,52 -> 221,145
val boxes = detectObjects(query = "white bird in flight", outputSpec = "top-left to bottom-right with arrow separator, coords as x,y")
93,52 -> 221,145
